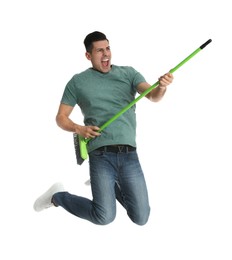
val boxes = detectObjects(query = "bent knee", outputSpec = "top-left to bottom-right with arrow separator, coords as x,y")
94,212 -> 116,225
130,208 -> 150,226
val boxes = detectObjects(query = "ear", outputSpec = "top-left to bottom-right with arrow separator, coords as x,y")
85,52 -> 91,61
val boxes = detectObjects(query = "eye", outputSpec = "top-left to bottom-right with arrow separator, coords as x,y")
97,48 -> 104,53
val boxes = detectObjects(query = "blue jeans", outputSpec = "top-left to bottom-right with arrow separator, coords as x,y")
53,149 -> 150,225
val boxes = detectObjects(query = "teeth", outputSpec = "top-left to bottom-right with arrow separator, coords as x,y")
102,58 -> 109,62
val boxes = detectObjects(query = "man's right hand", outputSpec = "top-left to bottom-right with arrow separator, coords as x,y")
76,125 -> 101,139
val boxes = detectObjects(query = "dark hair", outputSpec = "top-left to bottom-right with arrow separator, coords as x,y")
84,31 -> 108,52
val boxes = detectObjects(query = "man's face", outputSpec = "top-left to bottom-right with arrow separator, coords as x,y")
85,40 -> 112,73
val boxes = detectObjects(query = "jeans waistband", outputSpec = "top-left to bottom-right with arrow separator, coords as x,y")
96,145 -> 136,153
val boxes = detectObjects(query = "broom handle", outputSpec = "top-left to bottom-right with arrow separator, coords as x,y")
86,39 -> 212,142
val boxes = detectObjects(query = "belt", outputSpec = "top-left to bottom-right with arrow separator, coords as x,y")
97,145 -> 136,153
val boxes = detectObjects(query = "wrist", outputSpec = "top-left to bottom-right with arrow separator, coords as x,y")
158,85 -> 167,90
73,123 -> 82,134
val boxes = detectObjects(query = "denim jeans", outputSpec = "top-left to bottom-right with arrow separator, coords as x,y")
53,149 -> 150,225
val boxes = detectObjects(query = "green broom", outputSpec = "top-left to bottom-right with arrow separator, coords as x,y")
74,39 -> 212,165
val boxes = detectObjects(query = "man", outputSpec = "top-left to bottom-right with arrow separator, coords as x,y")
33,31 -> 173,225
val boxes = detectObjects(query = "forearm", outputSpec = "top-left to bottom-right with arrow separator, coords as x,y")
138,72 -> 173,102
56,114 -> 100,139
56,114 -> 81,133
148,85 -> 167,102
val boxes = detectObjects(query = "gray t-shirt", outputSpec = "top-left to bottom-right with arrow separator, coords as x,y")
61,65 -> 146,152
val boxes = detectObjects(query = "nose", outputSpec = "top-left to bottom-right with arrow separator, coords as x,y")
103,49 -> 108,56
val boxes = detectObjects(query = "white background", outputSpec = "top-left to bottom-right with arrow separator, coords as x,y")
1,0 -> 231,259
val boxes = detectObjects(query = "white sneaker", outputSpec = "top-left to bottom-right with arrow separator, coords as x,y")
33,182 -> 65,212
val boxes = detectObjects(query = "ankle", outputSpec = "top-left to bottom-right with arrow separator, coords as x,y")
51,196 -> 58,207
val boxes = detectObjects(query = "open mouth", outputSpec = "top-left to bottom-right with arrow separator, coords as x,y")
102,58 -> 109,67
